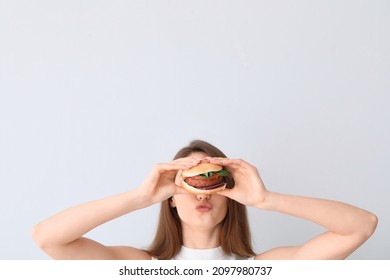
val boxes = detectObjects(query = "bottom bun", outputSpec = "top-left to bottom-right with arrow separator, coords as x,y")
180,180 -> 226,195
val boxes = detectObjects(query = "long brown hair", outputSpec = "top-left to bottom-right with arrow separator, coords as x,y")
147,140 -> 255,259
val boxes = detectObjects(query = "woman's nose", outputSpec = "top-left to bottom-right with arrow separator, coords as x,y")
196,194 -> 211,201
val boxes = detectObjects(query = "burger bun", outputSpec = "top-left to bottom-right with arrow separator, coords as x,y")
179,162 -> 227,194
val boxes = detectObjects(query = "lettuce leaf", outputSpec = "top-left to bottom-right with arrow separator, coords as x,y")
199,169 -> 229,178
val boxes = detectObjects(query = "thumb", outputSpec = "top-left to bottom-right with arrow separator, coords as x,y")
217,188 -> 235,200
174,185 -> 189,195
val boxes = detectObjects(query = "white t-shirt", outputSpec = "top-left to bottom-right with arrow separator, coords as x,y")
152,246 -> 254,260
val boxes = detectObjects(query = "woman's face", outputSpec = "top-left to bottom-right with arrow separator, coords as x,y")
172,152 -> 229,231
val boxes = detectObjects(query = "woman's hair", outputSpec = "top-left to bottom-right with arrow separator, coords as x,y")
146,139 -> 255,259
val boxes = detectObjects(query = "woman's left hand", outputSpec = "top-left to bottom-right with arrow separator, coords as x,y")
206,157 -> 269,207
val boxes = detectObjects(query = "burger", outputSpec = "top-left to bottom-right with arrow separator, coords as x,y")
179,162 -> 233,194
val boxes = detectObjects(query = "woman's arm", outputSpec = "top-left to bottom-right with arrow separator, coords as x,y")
254,192 -> 378,260
32,189 -> 153,260
32,157 -> 199,260
207,157 -> 378,260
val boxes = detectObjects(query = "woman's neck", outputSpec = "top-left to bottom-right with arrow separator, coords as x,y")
181,224 -> 221,249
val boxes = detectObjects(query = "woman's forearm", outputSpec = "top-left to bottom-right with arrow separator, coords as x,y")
32,188 -> 152,248
256,192 -> 377,238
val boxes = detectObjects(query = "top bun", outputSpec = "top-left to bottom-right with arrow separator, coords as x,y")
182,162 -> 223,177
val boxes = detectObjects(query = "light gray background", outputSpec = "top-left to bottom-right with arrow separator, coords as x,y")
1,0 -> 389,259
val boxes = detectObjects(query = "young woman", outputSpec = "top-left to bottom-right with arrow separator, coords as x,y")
32,140 -> 378,260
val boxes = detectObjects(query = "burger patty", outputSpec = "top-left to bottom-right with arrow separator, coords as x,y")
184,173 -> 225,188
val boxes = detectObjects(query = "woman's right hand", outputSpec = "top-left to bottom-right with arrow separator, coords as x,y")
137,157 -> 201,204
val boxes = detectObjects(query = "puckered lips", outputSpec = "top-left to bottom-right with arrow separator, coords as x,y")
195,202 -> 213,212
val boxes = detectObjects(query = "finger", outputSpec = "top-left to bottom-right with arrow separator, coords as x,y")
216,188 -> 236,200
207,157 -> 248,171
204,157 -> 228,165
173,185 -> 190,195
155,159 -> 199,173
171,157 -> 203,167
